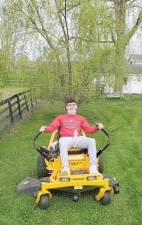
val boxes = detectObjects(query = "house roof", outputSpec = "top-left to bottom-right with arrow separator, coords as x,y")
128,54 -> 142,63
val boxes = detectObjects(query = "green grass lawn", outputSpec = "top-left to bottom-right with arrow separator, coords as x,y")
0,87 -> 26,100
0,99 -> 142,225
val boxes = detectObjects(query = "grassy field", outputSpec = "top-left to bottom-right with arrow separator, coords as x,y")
0,99 -> 142,225
0,87 -> 25,100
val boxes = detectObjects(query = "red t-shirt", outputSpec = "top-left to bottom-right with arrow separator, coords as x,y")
44,114 -> 99,137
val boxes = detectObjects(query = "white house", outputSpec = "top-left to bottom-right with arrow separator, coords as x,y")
123,55 -> 142,94
128,54 -> 142,65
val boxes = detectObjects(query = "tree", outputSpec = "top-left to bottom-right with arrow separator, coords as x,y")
76,0 -> 142,95
3,0 -> 142,100
111,0 -> 142,94
3,0 -> 82,99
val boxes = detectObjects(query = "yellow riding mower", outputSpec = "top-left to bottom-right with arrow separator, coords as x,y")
17,129 -> 120,209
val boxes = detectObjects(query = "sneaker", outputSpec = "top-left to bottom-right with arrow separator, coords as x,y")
61,167 -> 70,175
89,166 -> 99,174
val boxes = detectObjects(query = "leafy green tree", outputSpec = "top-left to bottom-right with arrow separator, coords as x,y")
2,0 -> 142,100
76,0 -> 142,95
3,0 -> 76,97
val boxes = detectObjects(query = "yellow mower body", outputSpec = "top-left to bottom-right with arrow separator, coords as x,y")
35,130 -> 114,207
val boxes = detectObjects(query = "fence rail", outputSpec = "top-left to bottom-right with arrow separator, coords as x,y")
0,89 -> 37,133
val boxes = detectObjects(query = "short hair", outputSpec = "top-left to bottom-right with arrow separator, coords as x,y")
65,98 -> 78,106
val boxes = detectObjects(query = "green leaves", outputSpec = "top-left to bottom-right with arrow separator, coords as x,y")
1,0 -> 142,100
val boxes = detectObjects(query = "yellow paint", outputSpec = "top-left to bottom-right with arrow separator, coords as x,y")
36,190 -> 52,204
36,129 -> 114,205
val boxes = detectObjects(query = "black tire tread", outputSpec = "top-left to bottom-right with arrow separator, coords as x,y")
100,191 -> 111,205
38,195 -> 49,210
37,155 -> 49,178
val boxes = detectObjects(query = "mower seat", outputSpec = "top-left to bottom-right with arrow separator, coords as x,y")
68,148 -> 88,155
49,141 -> 88,155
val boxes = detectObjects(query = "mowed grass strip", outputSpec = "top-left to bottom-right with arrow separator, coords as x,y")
0,99 -> 142,225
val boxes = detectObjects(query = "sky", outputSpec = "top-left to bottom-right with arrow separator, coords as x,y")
126,0 -> 142,55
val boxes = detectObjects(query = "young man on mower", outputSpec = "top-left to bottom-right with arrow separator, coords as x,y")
40,99 -> 103,175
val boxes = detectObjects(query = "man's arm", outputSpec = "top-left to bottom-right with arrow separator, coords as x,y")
40,116 -> 61,133
81,117 -> 103,134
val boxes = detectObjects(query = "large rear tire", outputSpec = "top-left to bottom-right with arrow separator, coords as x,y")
37,155 -> 50,178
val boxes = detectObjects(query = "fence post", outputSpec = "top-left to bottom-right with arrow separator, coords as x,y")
17,94 -> 22,119
0,89 -> 40,132
24,94 -> 29,111
33,88 -> 37,104
8,101 -> 14,123
30,90 -> 34,107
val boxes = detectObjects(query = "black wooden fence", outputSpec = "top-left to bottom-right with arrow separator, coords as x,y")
0,89 -> 37,132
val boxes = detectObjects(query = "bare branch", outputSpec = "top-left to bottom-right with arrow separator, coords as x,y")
59,0 -> 81,13
64,0 -> 70,43
111,30 -> 116,44
54,0 -> 67,41
125,8 -> 142,45
30,0 -> 55,50
69,35 -> 113,43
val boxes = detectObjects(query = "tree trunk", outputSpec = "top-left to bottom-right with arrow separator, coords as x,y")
55,0 -> 73,98
114,42 -> 125,95
113,0 -> 126,95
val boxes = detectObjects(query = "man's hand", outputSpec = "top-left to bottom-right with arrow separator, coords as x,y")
96,123 -> 104,130
40,126 -> 47,133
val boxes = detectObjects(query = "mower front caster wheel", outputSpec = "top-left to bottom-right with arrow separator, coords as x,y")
113,183 -> 120,194
72,194 -> 80,202
100,191 -> 111,205
38,195 -> 49,210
